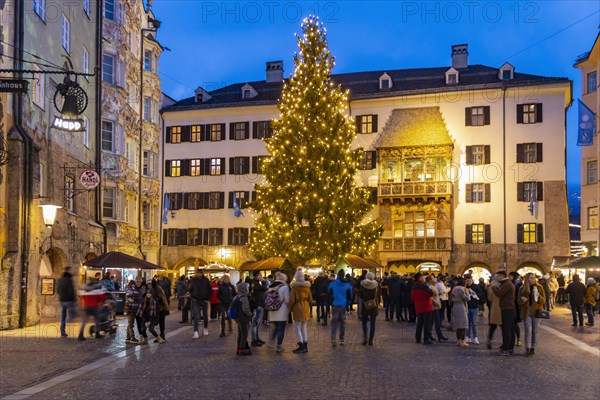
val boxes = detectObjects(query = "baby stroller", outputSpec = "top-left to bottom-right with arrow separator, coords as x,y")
89,294 -> 118,337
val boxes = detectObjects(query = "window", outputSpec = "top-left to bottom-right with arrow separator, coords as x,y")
143,151 -> 155,177
358,151 -> 376,170
32,65 -> 45,109
210,158 -> 222,175
191,125 -> 202,142
82,116 -> 89,148
398,211 -> 435,238
517,103 -> 542,124
61,15 -> 70,53
211,124 -> 224,141
83,0 -> 91,16
447,74 -> 457,84
143,97 -> 152,122
101,120 -> 114,151
516,143 -> 542,163
103,188 -> 115,218
465,106 -> 491,126
105,0 -> 115,20
242,89 -> 251,99
523,223 -> 537,243
252,156 -> 268,174
471,224 -> 485,244
517,181 -> 543,202
587,161 -> 598,184
188,228 -> 202,245
231,157 -> 250,175
380,79 -> 390,89
466,183 -> 490,203
588,207 -> 599,230
169,193 -> 182,210
231,122 -> 249,140
588,72 -> 597,94
208,228 -> 223,246
229,191 -> 249,209
169,126 -> 181,143
229,228 -> 249,245
142,202 -> 152,230
502,70 -> 511,80
209,192 -> 223,209
254,121 -> 272,139
190,159 -> 201,176
466,145 -> 490,165
34,0 -> 45,20
356,115 -> 378,134
187,193 -> 202,210
102,54 -> 115,84
144,50 -> 153,72
83,47 -> 89,78
170,160 -> 181,177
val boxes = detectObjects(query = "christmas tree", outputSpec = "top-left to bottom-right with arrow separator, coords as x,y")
249,16 -> 382,266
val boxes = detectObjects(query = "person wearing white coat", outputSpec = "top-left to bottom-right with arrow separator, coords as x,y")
267,271 -> 290,353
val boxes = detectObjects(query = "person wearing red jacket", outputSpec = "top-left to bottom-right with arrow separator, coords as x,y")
411,272 -> 434,345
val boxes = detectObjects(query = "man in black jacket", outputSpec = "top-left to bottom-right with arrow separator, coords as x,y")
57,267 -> 76,338
313,271 -> 330,325
187,269 -> 212,338
250,271 -> 268,346
566,274 -> 587,327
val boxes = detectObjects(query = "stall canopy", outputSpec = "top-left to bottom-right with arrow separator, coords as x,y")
83,251 -> 163,270
551,256 -> 571,268
242,257 -> 294,271
336,255 -> 384,271
569,255 -> 600,269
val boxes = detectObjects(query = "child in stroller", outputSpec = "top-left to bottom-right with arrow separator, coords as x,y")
89,293 -> 118,337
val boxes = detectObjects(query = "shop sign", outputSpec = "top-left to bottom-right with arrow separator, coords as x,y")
52,116 -> 85,132
79,169 -> 100,189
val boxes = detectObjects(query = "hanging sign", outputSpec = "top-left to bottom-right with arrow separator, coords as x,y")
79,169 -> 100,189
0,79 -> 29,93
53,116 -> 85,132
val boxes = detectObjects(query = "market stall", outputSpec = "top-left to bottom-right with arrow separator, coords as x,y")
241,257 -> 294,281
335,255 -> 384,277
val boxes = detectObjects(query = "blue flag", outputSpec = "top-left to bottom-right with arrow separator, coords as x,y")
233,195 -> 244,217
529,183 -> 535,216
162,192 -> 170,224
577,99 -> 596,146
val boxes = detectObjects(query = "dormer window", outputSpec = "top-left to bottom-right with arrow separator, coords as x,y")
241,83 -> 258,99
194,86 -> 212,103
445,67 -> 459,85
498,62 -> 515,80
379,72 -> 392,90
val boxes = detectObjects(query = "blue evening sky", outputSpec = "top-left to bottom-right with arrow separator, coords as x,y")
152,0 -> 600,215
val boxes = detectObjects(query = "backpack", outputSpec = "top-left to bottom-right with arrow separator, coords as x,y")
227,295 -> 240,320
264,287 -> 283,311
594,287 -> 600,301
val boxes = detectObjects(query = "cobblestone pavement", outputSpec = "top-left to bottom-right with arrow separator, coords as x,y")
1,304 -> 598,400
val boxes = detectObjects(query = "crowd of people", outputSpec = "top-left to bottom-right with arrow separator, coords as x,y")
57,266 -> 599,358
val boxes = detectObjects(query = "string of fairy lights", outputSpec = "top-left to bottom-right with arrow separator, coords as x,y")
248,16 -> 383,266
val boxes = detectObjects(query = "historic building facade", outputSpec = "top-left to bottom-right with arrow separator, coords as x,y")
575,33 -> 599,257
100,0 -> 164,265
161,45 -> 572,278
0,0 -> 102,328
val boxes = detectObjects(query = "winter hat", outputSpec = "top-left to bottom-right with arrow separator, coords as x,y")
587,277 -> 596,285
366,272 -> 375,280
294,267 -> 305,282
275,271 -> 288,282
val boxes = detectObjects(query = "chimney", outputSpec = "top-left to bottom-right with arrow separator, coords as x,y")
266,61 -> 284,82
451,44 -> 468,70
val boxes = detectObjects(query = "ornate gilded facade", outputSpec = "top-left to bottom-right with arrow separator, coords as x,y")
101,0 -> 163,263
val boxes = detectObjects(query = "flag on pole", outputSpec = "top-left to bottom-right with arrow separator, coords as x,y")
162,192 -> 170,224
529,183 -> 535,217
233,195 -> 244,217
577,99 -> 596,146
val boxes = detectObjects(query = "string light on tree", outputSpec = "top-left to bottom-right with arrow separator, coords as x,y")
249,15 -> 383,266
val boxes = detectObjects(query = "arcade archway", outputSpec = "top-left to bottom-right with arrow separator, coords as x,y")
516,262 -> 545,277
462,263 -> 493,283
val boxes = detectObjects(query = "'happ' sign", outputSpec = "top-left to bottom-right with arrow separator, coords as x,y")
79,170 -> 100,189
53,116 -> 85,132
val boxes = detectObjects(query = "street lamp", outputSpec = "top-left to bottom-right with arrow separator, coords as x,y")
39,204 -> 61,228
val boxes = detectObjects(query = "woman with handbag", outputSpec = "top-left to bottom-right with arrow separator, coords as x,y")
519,273 -> 546,356
450,278 -> 470,347
289,268 -> 313,354
358,272 -> 379,346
